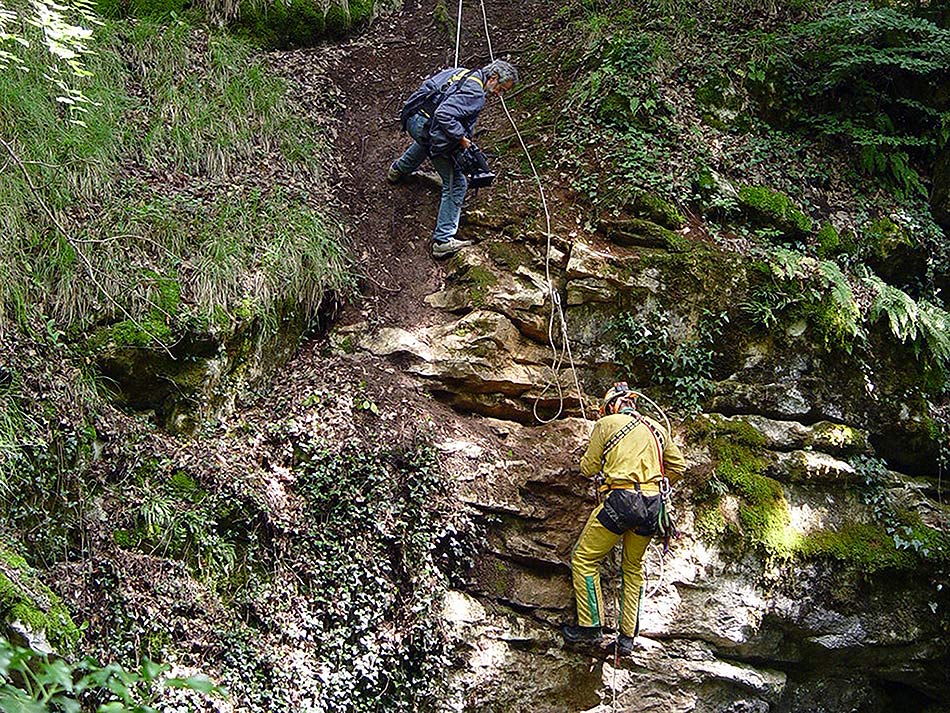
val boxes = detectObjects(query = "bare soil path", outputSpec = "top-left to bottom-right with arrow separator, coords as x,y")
325,0 -> 552,330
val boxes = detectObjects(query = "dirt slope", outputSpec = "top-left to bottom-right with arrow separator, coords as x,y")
325,0 -> 554,329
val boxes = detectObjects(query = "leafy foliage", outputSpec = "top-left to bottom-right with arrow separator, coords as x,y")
742,248 -> 861,350
112,463 -> 262,592
0,0 -> 99,113
269,442 -> 477,712
614,308 -> 729,413
0,635 -> 222,712
852,455 -> 950,564
863,272 -> 950,367
764,4 -> 950,194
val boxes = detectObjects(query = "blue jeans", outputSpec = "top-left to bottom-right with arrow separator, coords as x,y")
395,113 -> 467,244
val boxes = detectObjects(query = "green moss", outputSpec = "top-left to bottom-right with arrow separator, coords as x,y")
143,270 -> 181,314
738,185 -> 813,237
236,0 -> 327,48
486,241 -> 531,271
864,216 -> 913,261
492,560 -> 510,597
107,316 -> 172,347
113,529 -> 136,548
798,523 -> 914,572
796,291 -> 858,352
690,416 -> 798,556
629,192 -> 686,230
0,545 -> 80,653
816,222 -> 841,258
687,414 -> 766,448
695,503 -> 726,540
694,73 -> 748,131
433,0 -> 450,33
348,0 -> 373,23
808,421 -> 868,454
458,265 -> 498,308
605,218 -> 688,252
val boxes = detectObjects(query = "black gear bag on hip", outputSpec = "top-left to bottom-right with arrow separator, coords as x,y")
597,488 -> 662,536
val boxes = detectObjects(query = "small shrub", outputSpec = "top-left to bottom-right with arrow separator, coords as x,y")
0,636 -> 223,711
613,308 -> 729,413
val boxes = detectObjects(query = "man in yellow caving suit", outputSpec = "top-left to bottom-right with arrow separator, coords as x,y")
562,382 -> 686,655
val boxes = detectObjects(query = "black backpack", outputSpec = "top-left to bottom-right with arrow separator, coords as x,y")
398,69 -> 476,134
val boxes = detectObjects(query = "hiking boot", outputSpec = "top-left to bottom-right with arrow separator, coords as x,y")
561,625 -> 603,645
432,237 -> 473,259
387,162 -> 403,184
612,634 -> 640,656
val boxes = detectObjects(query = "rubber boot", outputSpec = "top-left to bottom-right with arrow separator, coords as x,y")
614,634 -> 638,656
561,624 -> 603,645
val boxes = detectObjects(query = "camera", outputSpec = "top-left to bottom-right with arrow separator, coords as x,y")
456,144 -> 495,189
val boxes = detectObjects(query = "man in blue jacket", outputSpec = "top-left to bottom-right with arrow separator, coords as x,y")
389,60 -> 518,258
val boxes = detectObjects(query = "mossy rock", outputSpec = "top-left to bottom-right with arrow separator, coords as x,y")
486,241 -> 532,271
695,73 -> 750,132
598,218 -> 689,252
737,185 -> 813,239
808,421 -> 868,454
90,300 -> 311,434
692,167 -> 740,215
0,545 -> 80,653
236,0 -> 371,49
323,3 -> 350,36
348,0 -> 373,24
798,523 -> 914,573
690,416 -> 801,556
815,223 -> 857,260
862,217 -> 926,287
626,192 -> 686,230
451,263 -> 499,308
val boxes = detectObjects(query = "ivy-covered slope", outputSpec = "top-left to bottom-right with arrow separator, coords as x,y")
2,0 -> 950,710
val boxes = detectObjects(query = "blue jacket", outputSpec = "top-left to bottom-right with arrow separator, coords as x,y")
407,67 -> 487,156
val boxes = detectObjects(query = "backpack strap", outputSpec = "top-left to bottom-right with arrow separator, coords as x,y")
599,415 -> 639,475
419,69 -> 479,119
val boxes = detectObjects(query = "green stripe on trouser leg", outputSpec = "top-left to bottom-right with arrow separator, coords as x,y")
571,504 -> 618,628
620,529 -> 652,636
585,576 -> 599,626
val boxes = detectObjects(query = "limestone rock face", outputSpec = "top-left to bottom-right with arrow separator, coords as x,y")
335,228 -> 949,711
442,414 -> 950,713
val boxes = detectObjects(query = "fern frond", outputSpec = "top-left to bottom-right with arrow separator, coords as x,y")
769,248 -> 806,280
863,273 -> 919,343
817,259 -> 859,336
918,301 -> 950,365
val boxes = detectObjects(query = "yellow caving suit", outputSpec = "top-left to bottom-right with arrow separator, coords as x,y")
572,409 -> 686,636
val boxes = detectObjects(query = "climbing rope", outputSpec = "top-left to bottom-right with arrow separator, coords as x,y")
457,14 -> 671,709
474,0 -> 588,425
453,0 -> 463,67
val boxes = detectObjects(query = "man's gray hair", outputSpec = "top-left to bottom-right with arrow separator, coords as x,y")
482,59 -> 518,86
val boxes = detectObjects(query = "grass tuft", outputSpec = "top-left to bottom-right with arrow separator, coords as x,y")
0,12 -> 350,340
